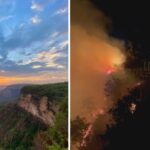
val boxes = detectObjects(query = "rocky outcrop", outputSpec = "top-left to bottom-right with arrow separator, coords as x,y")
18,93 -> 59,126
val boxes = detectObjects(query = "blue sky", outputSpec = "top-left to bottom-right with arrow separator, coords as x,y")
0,0 -> 68,85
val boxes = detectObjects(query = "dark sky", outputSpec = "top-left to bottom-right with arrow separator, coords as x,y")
91,0 -> 150,59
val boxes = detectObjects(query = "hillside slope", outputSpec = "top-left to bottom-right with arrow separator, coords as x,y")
0,82 -> 68,150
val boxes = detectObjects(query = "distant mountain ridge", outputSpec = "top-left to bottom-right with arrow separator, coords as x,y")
0,84 -> 30,103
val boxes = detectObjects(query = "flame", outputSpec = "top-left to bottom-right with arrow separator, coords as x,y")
106,68 -> 115,75
130,103 -> 137,114
81,124 -> 93,147
80,108 -> 106,147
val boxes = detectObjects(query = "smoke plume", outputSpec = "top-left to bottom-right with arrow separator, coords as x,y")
71,0 -> 137,148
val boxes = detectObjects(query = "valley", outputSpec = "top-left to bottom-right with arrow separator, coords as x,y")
0,82 -> 68,150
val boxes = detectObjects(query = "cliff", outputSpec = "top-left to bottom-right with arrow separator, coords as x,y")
0,82 -> 68,150
18,82 -> 67,125
18,94 -> 58,125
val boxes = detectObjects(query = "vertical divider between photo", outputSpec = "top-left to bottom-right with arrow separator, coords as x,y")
68,0 -> 71,150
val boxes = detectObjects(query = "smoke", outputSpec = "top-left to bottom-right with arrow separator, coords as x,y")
72,0 -> 136,117
71,0 -> 137,140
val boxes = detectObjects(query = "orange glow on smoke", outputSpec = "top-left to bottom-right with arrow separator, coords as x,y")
105,67 -> 116,75
71,25 -> 127,120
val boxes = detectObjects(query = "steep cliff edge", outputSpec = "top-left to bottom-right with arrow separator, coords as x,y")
18,94 -> 57,125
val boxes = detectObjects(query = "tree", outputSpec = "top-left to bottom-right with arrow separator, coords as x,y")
103,81 -> 150,150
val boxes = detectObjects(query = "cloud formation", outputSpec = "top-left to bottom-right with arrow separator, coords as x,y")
31,0 -> 44,12
30,15 -> 42,24
0,0 -> 68,85
56,7 -> 68,15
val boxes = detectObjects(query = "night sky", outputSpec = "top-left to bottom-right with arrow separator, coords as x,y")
0,0 -> 68,85
92,0 -> 150,59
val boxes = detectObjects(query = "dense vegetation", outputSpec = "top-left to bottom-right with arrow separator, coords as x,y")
0,104 -> 46,150
21,82 -> 68,102
44,97 -> 68,150
0,82 -> 68,150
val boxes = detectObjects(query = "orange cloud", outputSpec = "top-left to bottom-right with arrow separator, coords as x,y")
0,72 -> 67,86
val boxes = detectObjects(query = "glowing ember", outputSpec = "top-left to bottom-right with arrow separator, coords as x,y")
130,103 -> 137,114
106,69 -> 114,75
98,109 -> 105,115
106,66 -> 118,75
136,82 -> 141,86
81,124 -> 93,147
92,109 -> 105,118
83,124 -> 92,139
81,109 -> 106,147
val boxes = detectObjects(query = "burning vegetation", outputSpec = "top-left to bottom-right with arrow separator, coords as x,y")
71,0 -> 145,150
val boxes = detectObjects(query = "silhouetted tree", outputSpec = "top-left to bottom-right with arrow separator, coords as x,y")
103,81 -> 150,150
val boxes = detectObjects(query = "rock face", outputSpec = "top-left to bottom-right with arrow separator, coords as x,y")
17,82 -> 68,126
18,93 -> 58,125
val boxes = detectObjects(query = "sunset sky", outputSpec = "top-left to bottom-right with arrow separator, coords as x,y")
0,0 -> 68,85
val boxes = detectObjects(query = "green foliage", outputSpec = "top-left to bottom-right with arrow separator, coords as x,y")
46,143 -> 67,150
0,82 -> 68,150
45,98 -> 68,149
0,104 -> 46,150
21,82 -> 68,101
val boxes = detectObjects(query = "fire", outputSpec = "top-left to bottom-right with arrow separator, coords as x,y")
81,123 -> 93,147
130,103 -> 137,114
83,124 -> 93,139
80,108 -> 106,147
105,60 -> 124,75
92,108 -> 105,118
106,68 -> 115,75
